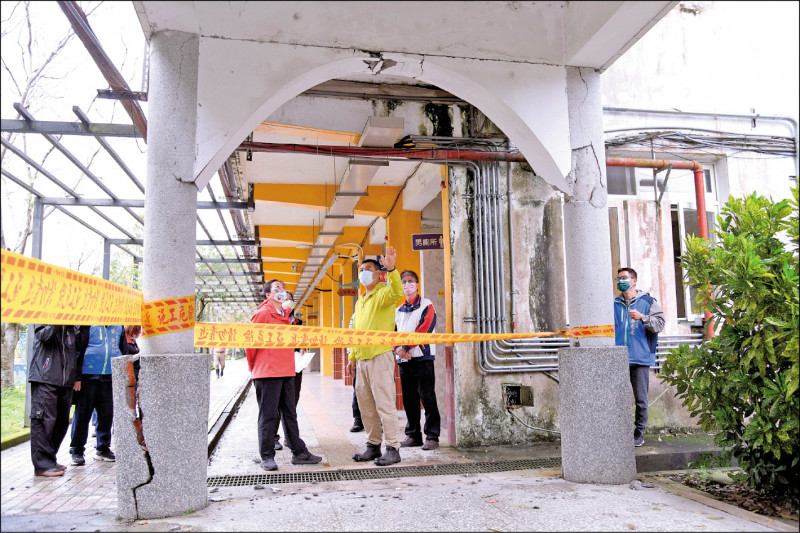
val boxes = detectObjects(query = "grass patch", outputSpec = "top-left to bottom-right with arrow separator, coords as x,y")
1,385 -> 27,439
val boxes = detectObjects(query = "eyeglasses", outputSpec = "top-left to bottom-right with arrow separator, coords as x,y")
616,277 -> 633,281
401,280 -> 417,285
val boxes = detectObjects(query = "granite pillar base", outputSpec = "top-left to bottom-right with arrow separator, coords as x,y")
558,346 -> 637,484
112,354 -> 209,520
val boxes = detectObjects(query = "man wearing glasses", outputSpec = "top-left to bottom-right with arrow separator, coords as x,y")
614,267 -> 665,447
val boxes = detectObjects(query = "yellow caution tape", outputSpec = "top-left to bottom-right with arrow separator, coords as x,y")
193,322 -> 615,349
2,249 -> 615,348
142,295 -> 195,337
1,250 -> 142,326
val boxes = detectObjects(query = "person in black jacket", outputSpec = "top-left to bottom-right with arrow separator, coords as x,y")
29,325 -> 89,477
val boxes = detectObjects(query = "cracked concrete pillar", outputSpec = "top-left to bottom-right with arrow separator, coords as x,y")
113,30 -> 209,520
558,67 -> 637,484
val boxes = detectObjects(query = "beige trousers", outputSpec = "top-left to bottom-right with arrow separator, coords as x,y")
355,350 -> 400,449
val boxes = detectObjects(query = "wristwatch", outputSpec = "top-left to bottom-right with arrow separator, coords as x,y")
642,314 -> 650,323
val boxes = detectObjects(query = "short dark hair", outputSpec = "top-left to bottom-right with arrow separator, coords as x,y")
617,267 -> 637,279
400,270 -> 419,283
360,259 -> 382,271
262,278 -> 283,297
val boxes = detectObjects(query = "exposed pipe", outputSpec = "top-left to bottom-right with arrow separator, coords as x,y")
237,142 -> 526,163
606,157 -> 715,338
603,106 -> 798,178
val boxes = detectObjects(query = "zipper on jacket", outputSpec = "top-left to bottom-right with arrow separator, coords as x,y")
62,328 -> 67,386
101,326 -> 109,374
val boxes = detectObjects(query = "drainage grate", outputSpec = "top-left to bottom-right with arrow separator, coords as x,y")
207,458 -> 561,487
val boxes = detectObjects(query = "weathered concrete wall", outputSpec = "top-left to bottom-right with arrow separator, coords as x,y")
448,158 -> 566,447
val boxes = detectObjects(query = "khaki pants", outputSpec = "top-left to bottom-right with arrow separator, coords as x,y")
355,350 -> 400,449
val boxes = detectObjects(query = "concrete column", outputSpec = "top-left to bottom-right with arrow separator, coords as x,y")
559,67 -> 636,484
115,30 -> 208,520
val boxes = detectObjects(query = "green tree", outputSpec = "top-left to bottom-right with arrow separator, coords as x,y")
660,186 -> 799,503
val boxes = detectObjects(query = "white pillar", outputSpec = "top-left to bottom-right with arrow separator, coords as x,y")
559,67 -> 636,484
114,30 -> 209,520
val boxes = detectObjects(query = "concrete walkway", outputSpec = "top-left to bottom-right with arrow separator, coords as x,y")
2,363 -> 796,532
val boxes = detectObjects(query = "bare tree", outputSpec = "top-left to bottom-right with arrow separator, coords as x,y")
0,0 -> 103,389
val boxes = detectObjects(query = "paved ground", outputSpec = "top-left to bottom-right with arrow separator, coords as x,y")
2,358 -> 796,532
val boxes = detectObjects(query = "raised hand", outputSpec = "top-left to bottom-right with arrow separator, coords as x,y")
382,245 -> 397,271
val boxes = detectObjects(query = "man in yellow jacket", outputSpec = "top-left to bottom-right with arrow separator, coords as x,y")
346,246 -> 404,466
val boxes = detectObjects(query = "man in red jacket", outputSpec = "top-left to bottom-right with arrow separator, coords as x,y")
246,279 -> 322,471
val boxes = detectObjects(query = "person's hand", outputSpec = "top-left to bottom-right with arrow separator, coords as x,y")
382,246 -> 397,271
73,380 -> 81,392
346,360 -> 355,376
395,347 -> 411,360
628,309 -> 644,320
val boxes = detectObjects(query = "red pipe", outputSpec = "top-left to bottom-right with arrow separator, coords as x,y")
237,142 -> 527,162
606,157 -> 714,338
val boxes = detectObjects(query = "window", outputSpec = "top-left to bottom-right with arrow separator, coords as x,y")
672,205 -> 717,321
607,166 -> 636,196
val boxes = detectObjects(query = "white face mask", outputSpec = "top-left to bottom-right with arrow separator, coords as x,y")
358,270 -> 374,286
402,282 -> 417,295
274,290 -> 288,302
281,300 -> 295,310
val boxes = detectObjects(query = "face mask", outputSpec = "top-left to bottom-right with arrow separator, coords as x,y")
359,270 -> 374,286
403,282 -> 417,295
617,279 -> 631,292
281,300 -> 295,310
274,290 -> 288,302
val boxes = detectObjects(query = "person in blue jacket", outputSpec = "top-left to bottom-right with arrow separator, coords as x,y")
614,268 -> 665,447
68,325 -> 128,465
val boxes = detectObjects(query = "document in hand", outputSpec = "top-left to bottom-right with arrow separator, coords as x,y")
295,350 -> 315,373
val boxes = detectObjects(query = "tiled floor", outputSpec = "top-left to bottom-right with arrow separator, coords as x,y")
208,368 -> 453,476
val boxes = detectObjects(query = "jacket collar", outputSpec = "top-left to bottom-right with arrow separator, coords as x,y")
399,294 -> 421,312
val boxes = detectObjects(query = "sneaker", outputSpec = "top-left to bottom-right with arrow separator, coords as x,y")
421,440 -> 439,451
352,442 -> 381,462
291,451 -> 322,465
55,463 -> 68,471
71,454 -> 85,466
274,441 -> 283,451
35,467 -> 64,477
260,458 -> 278,471
400,436 -> 423,448
96,449 -> 116,462
634,436 -> 645,447
349,421 -> 364,433
374,446 -> 401,466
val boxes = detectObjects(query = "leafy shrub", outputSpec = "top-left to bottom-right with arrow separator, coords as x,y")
660,186 -> 799,503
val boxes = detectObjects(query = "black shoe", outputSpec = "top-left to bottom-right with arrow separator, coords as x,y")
96,449 -> 116,462
71,453 -> 86,466
274,441 -> 283,451
400,436 -> 423,448
634,436 -> 645,447
374,446 -> 401,466
291,450 -> 322,465
349,421 -> 364,433
260,458 -> 278,471
352,442 -> 381,462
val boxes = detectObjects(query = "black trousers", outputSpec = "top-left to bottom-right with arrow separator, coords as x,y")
277,371 -> 303,439
254,376 -> 307,460
398,359 -> 441,442
30,382 -> 73,472
352,367 -> 362,424
69,378 -> 113,455
629,364 -> 650,439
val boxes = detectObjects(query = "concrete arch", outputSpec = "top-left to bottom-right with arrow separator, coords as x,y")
194,39 -> 571,192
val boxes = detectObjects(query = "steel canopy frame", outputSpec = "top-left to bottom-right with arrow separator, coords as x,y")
1,108 -> 263,307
